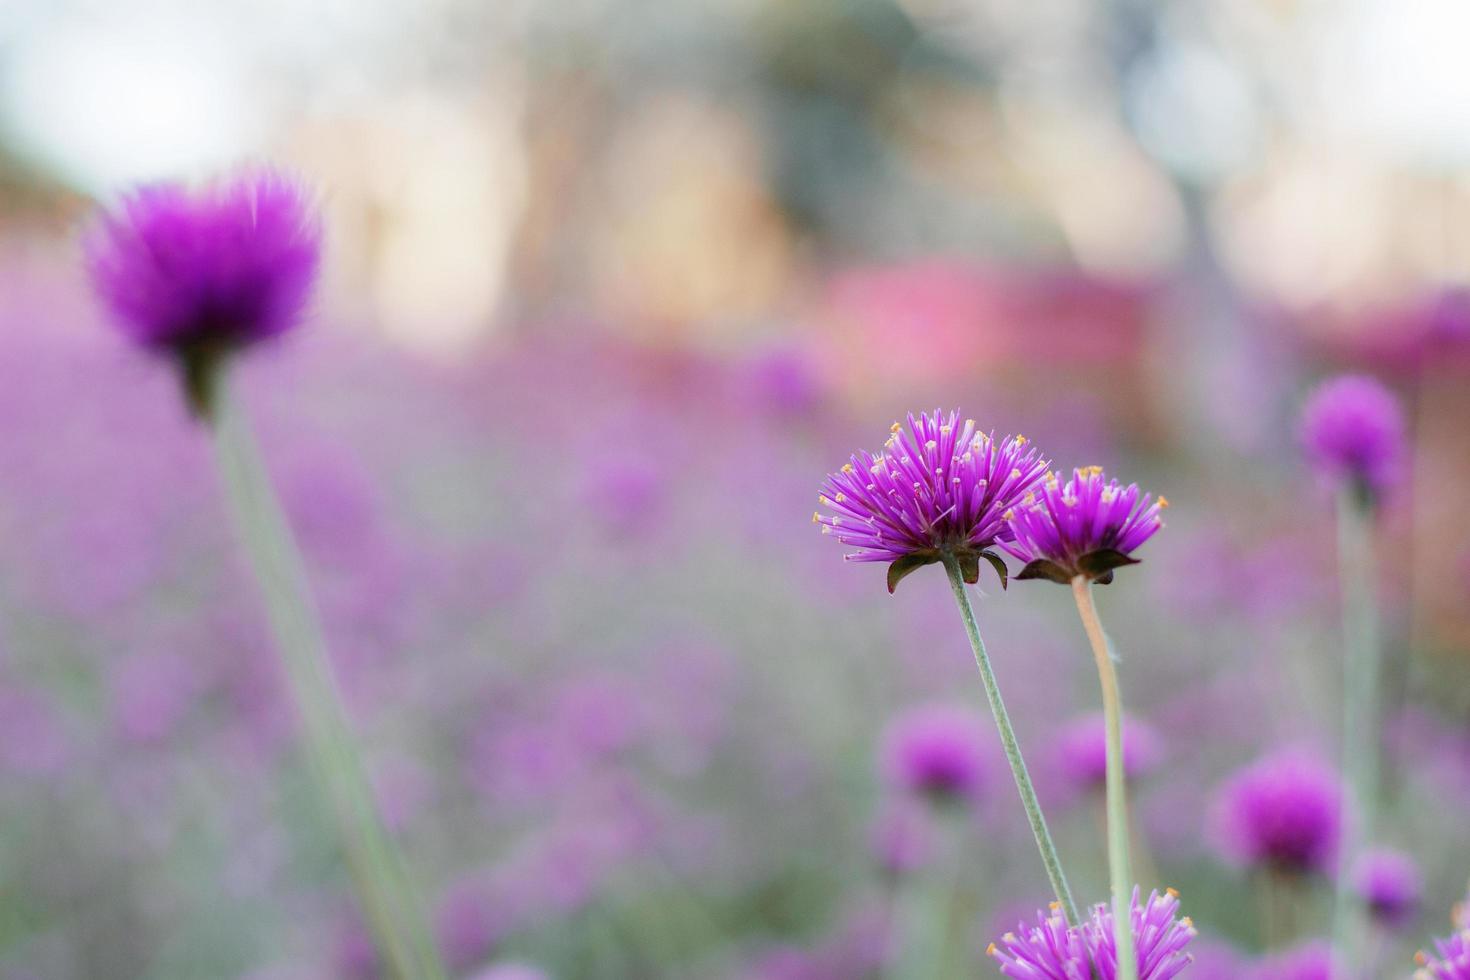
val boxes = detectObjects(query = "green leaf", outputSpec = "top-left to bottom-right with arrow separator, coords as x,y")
978,550 -> 1009,590
1076,548 -> 1140,583
887,553 -> 939,594
1015,559 -> 1073,585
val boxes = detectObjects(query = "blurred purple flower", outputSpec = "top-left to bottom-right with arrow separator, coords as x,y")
84,169 -> 321,414
744,346 -> 825,417
434,876 -> 509,973
1003,466 -> 1167,585
1298,375 -> 1405,503
1418,930 -> 1470,979
878,703 -> 989,804
0,683 -> 70,776
987,887 -> 1195,979
869,799 -> 933,876
110,650 -> 202,745
466,964 -> 550,980
1186,939 -> 1247,980
1212,750 -> 1343,876
1354,848 -> 1422,929
816,411 -> 1047,592
1053,712 -> 1162,795
1250,940 -> 1339,980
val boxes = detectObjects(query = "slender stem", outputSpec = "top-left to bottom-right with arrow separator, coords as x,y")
210,382 -> 446,980
1070,577 -> 1139,980
1330,486 -> 1380,976
941,555 -> 1081,925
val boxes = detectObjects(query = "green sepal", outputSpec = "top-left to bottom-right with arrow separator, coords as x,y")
1076,548 -> 1139,584
1015,558 -> 1073,585
978,550 -> 1009,590
887,553 -> 940,594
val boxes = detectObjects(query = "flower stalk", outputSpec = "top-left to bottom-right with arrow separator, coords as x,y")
211,381 -> 446,980
1331,484 -> 1382,973
942,553 -> 1081,926
1071,577 -> 1140,980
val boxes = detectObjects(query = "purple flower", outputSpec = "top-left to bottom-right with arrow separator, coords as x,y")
1053,712 -> 1162,795
1212,750 -> 1343,876
1002,466 -> 1167,585
84,169 -> 321,416
1354,848 -> 1422,929
1418,930 -> 1470,979
987,887 -> 1196,979
815,411 -> 1048,592
878,703 -> 989,804
1250,941 -> 1339,980
1298,375 -> 1405,503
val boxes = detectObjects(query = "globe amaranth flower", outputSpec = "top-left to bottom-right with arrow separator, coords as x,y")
1417,930 -> 1470,979
1001,466 -> 1167,585
987,887 -> 1195,980
1354,848 -> 1423,929
815,411 -> 1048,592
1298,375 -> 1405,505
84,169 -> 322,417
1211,750 -> 1343,877
1053,712 -> 1162,796
878,703 -> 988,804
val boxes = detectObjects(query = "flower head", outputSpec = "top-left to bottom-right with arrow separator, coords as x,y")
1354,848 -> 1423,929
987,887 -> 1196,979
1211,750 -> 1343,876
1417,930 -> 1470,979
1298,375 -> 1405,504
815,411 -> 1048,592
1002,466 -> 1167,585
878,703 -> 988,804
85,169 -> 321,416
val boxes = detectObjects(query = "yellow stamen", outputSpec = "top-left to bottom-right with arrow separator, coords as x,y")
841,463 -> 855,474
1158,495 -> 1170,509
890,422 -> 902,434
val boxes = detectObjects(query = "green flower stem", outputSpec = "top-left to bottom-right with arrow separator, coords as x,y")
941,554 -> 1081,926
210,381 -> 446,980
1070,577 -> 1139,980
1330,486 -> 1381,973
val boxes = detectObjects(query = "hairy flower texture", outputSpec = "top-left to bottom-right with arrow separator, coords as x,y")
815,411 -> 1048,592
1212,750 -> 1343,877
1418,931 -> 1470,979
1355,848 -> 1423,929
988,887 -> 1195,980
1298,375 -> 1405,504
1002,466 -> 1167,585
85,169 -> 321,415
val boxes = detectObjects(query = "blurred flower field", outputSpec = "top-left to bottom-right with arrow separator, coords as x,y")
3,1 -> 1470,977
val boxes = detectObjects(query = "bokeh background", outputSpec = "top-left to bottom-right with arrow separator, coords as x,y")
3,0 -> 1470,977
